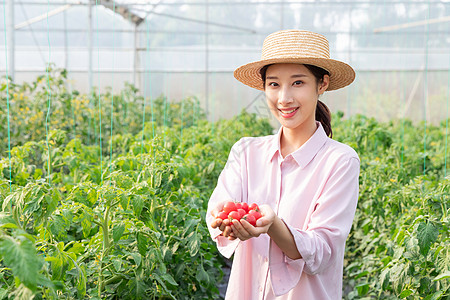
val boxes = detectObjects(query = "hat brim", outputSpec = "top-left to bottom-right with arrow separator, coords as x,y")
233,58 -> 355,91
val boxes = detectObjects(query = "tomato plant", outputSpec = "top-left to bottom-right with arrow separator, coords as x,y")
0,71 -> 449,299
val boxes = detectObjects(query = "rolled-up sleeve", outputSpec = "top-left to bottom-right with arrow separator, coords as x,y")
286,156 -> 360,275
206,138 -> 247,258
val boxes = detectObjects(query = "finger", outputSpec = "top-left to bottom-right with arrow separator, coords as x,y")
256,216 -> 272,227
240,219 -> 267,237
231,220 -> 251,240
240,219 -> 257,233
228,234 -> 237,240
219,218 -> 231,232
219,222 -> 227,232
223,225 -> 233,237
211,218 -> 222,229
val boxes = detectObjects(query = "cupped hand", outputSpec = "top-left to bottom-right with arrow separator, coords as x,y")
230,204 -> 276,241
210,200 -> 237,240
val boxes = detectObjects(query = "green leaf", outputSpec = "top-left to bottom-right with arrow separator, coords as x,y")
67,242 -> 85,255
48,254 -> 64,280
427,290 -> 445,300
355,270 -> 369,279
356,283 -> 370,296
0,223 -> 18,229
195,263 -> 209,284
399,289 -> 414,298
155,173 -> 162,187
120,193 -> 129,210
160,273 -> 178,287
0,235 -> 43,291
49,215 -> 69,239
76,265 -> 87,298
206,162 -> 215,174
130,253 -> 141,267
187,233 -> 200,257
112,258 -> 122,272
87,188 -> 97,206
153,273 -> 175,299
132,196 -> 144,217
134,277 -> 148,298
78,210 -> 93,238
433,271 -> 450,281
0,288 -> 9,299
137,233 -> 148,256
417,222 -> 438,256
112,224 -> 125,242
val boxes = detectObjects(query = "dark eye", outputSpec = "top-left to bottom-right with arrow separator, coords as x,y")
268,82 -> 279,87
293,80 -> 303,86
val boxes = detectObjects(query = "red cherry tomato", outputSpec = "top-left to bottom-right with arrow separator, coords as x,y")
229,211 -> 241,221
249,203 -> 260,212
217,211 -> 229,220
223,201 -> 237,214
241,202 -> 249,212
242,214 -> 256,226
235,202 -> 242,209
249,209 -> 262,220
237,208 -> 246,218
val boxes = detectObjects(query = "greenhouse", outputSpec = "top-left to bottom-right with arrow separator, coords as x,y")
0,0 -> 449,299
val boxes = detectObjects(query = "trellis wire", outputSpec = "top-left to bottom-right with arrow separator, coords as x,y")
3,0 -> 12,192
147,21 -> 155,142
422,3 -> 430,176
69,82 -> 76,139
211,72 -> 216,135
109,0 -> 116,179
445,51 -> 450,177
180,73 -> 185,147
45,0 -> 52,184
192,95 -> 196,148
163,72 -> 168,144
423,4 -> 431,175
346,8 -> 353,123
95,0 -> 103,185
400,26 -> 409,169
141,18 -> 151,162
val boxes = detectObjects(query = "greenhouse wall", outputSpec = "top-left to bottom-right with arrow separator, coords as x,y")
1,0 -> 449,124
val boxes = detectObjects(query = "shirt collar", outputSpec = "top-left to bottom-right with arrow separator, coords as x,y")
269,122 -> 329,168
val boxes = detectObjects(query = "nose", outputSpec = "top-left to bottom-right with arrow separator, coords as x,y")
278,86 -> 294,106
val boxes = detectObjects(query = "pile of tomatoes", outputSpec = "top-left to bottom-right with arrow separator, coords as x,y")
216,201 -> 262,226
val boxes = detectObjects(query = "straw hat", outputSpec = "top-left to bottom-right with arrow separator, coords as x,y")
234,30 -> 355,91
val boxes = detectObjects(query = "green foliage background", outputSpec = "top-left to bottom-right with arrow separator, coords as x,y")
0,70 -> 449,299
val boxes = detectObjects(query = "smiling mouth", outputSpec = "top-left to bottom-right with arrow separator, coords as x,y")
278,107 -> 298,115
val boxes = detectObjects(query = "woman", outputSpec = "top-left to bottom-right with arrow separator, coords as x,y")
206,30 -> 360,299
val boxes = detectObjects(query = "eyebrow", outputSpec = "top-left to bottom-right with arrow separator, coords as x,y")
266,74 -> 308,80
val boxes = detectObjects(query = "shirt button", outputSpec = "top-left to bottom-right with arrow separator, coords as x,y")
264,257 -> 268,263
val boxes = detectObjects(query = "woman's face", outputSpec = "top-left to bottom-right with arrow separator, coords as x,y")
264,63 -> 329,133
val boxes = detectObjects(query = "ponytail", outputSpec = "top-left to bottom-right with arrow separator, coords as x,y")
316,100 -> 332,138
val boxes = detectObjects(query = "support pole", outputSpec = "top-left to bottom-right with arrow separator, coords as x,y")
7,0 -> 15,81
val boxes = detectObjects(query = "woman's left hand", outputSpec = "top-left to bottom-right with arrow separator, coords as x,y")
230,204 -> 276,241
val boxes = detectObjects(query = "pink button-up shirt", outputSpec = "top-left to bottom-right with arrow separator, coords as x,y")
206,122 -> 360,300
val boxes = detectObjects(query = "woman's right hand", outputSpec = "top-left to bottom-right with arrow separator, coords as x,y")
210,201 -> 237,240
